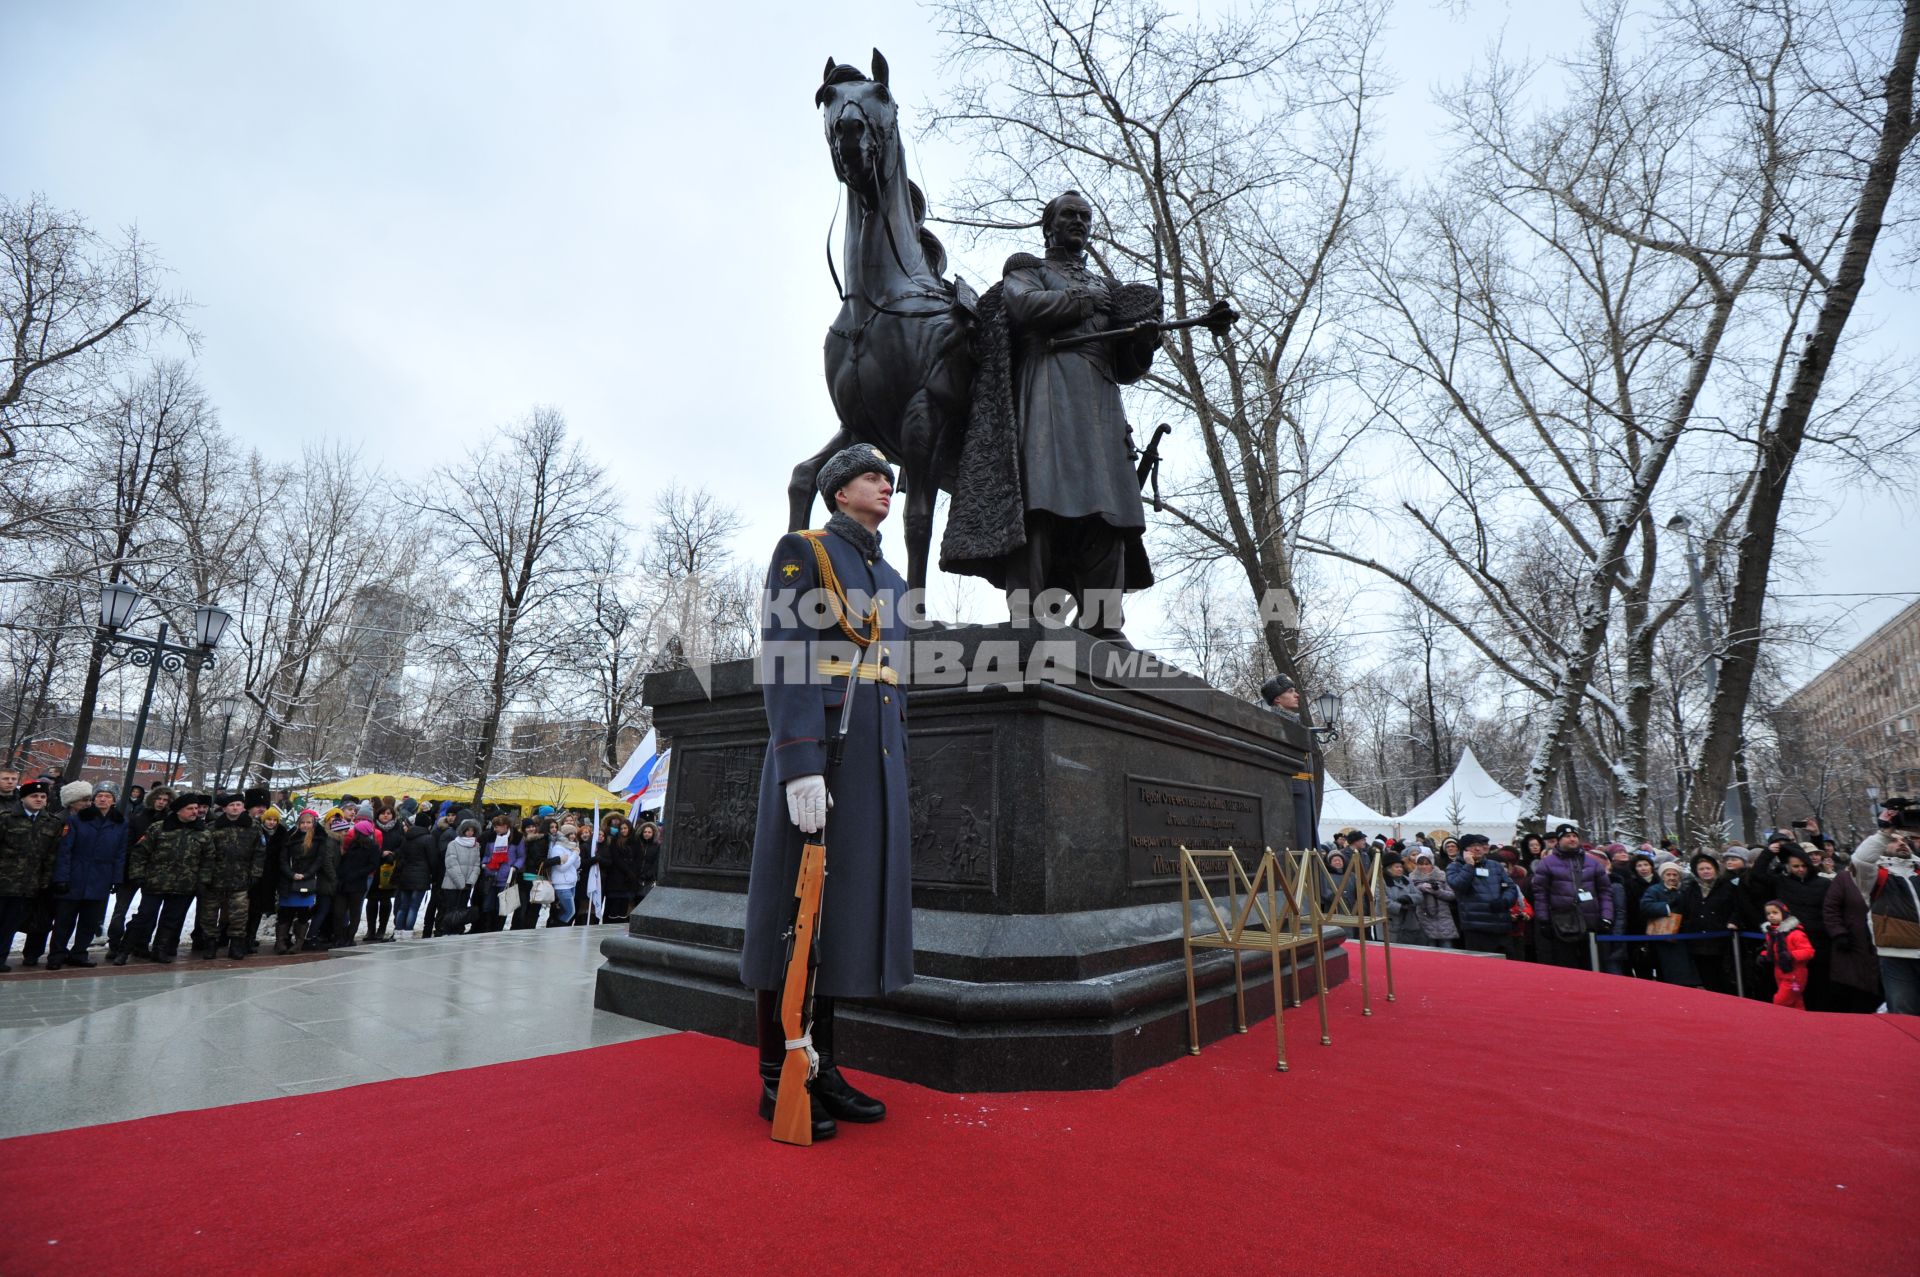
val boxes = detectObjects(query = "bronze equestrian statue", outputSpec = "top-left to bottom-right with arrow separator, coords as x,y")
789,50 -> 974,593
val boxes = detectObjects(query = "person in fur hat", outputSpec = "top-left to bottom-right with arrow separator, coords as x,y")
1758,900 -> 1816,1009
47,781 -> 125,969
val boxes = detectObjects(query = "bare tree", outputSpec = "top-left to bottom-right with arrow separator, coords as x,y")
56,361 -> 212,782
929,0 -> 1384,705
1691,0 -> 1920,835
1,194 -> 188,461
1309,0 -> 1880,837
410,409 -> 613,807
638,481 -> 756,672
234,445 -> 379,785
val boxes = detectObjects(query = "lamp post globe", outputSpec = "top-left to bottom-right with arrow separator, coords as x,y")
99,582 -> 141,631
193,603 -> 233,651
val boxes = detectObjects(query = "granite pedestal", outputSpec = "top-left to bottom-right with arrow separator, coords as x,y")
596,624 -> 1346,1091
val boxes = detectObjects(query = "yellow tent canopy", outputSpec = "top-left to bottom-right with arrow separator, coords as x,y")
297,774 -> 441,803
416,775 -> 627,815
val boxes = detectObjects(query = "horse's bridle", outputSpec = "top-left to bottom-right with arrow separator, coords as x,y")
823,94 -> 952,323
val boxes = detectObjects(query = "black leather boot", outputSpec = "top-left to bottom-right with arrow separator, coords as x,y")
810,997 -> 886,1123
227,939 -> 247,961
755,989 -> 835,1140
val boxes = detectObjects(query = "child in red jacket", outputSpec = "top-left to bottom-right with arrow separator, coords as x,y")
1759,900 -> 1816,1009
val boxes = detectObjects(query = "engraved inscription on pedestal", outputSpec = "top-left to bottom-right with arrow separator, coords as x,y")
1126,775 -> 1264,886
906,727 -> 996,890
665,742 -> 765,877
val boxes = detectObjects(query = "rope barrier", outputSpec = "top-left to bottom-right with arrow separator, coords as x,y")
1590,931 -> 1768,942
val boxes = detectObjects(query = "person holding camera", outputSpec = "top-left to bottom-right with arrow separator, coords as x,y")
1848,805 -> 1920,1015
1447,834 -> 1519,958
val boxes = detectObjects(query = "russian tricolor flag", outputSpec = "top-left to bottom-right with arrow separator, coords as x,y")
612,729 -> 660,798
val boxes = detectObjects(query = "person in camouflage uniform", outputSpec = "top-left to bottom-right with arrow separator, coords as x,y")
117,791 -> 212,965
194,791 -> 266,960
0,779 -> 62,972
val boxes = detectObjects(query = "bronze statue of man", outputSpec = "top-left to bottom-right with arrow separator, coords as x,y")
939,190 -> 1162,637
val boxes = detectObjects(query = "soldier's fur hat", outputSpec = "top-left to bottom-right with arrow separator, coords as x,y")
174,791 -> 213,810
17,779 -> 52,798
244,786 -> 270,810
215,791 -> 246,809
817,443 -> 895,503
60,781 -> 93,807
1259,674 -> 1295,704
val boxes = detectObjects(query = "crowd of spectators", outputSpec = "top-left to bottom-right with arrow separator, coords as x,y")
0,764 -> 663,970
1337,814 -> 1919,1014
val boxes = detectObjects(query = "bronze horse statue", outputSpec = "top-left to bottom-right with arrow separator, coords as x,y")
789,50 -> 974,592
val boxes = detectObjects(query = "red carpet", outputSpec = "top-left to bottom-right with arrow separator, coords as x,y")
3,951 -> 1914,1277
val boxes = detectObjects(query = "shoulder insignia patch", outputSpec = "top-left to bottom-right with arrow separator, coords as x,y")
780,562 -> 802,580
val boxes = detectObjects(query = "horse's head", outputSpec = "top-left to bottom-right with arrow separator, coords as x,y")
817,49 -> 898,208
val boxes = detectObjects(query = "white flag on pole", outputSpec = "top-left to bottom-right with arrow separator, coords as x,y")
588,799 -> 604,920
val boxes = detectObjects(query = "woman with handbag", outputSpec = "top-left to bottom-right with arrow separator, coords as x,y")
276,810 -> 332,954
475,813 -> 521,933
1638,862 -> 1697,987
1624,854 -> 1659,979
543,818 -> 581,926
513,817 -> 550,930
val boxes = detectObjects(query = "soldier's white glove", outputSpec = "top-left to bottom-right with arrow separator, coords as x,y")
785,774 -> 833,834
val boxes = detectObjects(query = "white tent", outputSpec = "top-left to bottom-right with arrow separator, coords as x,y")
1398,746 -> 1573,845
1320,773 -> 1394,834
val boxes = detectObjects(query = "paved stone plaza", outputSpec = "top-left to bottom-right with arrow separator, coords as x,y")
0,926 -> 669,1138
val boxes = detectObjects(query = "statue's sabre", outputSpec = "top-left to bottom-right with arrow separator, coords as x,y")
1048,298 -> 1239,352
1134,423 -> 1172,513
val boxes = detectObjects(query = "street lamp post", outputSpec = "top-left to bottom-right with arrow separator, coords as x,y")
213,695 -> 240,792
1664,514 -> 1743,838
97,584 -> 231,799
1309,690 -> 1343,745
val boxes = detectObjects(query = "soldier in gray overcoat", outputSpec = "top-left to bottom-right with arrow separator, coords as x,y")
740,443 -> 912,1140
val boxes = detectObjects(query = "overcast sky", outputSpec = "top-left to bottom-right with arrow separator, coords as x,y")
5,0 -> 1913,686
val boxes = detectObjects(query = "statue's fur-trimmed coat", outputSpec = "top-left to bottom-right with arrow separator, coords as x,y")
939,253 -> 1161,588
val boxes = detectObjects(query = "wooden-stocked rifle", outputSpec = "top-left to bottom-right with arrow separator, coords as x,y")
770,641 -> 865,1146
